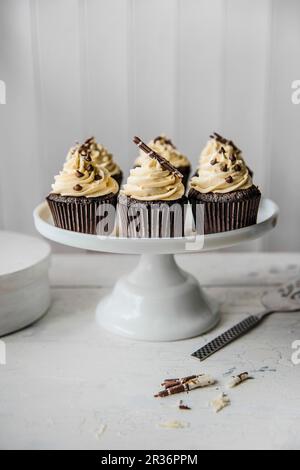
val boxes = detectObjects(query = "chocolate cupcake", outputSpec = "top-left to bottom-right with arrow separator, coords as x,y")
47,143 -> 119,235
67,137 -> 123,187
134,134 -> 191,188
119,137 -> 188,238
188,132 -> 261,234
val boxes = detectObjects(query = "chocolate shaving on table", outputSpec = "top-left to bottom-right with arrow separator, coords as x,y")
227,372 -> 250,389
133,136 -> 183,179
162,375 -> 197,389
155,374 -> 215,398
162,380 -> 180,389
179,400 -> 191,410
211,393 -> 230,413
155,383 -> 190,398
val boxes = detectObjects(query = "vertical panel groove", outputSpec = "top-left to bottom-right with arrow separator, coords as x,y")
127,0 -> 136,166
261,0 -> 274,251
78,0 -> 89,139
219,0 -> 229,132
174,0 -> 180,142
0,175 -> 4,229
177,0 -> 225,163
29,0 -> 46,200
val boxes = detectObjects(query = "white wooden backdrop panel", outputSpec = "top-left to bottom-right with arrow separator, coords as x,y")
0,0 -> 299,251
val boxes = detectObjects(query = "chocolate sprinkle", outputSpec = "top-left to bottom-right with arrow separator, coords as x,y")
226,176 -> 233,184
84,155 -> 92,162
220,147 -> 226,155
229,154 -> 236,162
234,164 -> 242,172
220,163 -> 228,172
94,174 -> 102,181
133,136 -> 183,179
76,170 -> 84,178
87,164 -> 94,172
73,184 -> 83,191
210,158 -> 218,166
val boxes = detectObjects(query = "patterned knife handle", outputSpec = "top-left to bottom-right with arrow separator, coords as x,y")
191,315 -> 262,361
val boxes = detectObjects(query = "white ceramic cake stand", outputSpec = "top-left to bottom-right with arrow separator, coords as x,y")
34,199 -> 279,341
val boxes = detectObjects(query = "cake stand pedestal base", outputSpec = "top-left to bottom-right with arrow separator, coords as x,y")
96,254 -> 220,341
34,199 -> 279,342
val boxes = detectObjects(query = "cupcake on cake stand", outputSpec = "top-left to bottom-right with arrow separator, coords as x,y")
34,137 -> 279,342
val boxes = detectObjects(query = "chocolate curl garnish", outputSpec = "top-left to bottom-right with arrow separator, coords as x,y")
212,132 -> 227,145
154,135 -> 176,148
210,132 -> 242,154
154,374 -> 215,398
133,136 -> 183,180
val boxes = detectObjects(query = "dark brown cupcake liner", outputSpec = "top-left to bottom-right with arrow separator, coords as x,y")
118,195 -> 188,238
189,187 -> 261,234
47,193 -> 118,235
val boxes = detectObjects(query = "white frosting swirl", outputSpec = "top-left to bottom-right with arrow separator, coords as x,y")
67,138 -> 121,176
52,149 -> 119,197
134,135 -> 190,169
190,137 -> 253,194
122,157 -> 185,201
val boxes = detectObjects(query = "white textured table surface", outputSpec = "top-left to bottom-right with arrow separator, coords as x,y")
1,252 -> 300,450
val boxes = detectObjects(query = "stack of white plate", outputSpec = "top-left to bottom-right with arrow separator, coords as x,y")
0,231 -> 51,336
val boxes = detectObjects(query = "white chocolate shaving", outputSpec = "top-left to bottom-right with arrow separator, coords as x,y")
94,424 -> 107,440
159,420 -> 190,429
187,374 -> 216,390
211,393 -> 231,413
227,372 -> 249,389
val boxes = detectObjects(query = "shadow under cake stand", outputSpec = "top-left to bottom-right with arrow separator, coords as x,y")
34,199 -> 279,341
